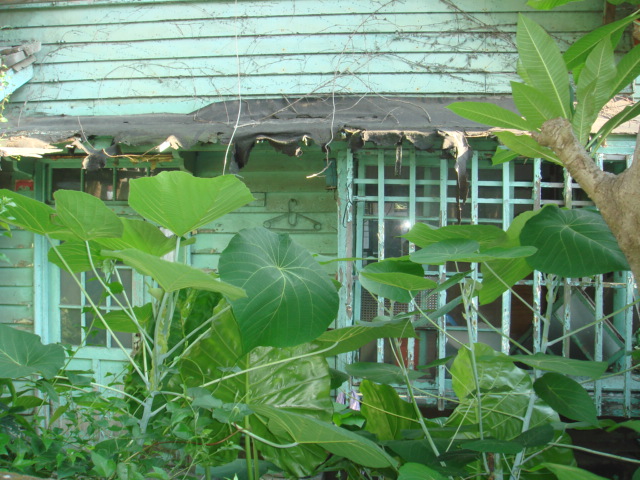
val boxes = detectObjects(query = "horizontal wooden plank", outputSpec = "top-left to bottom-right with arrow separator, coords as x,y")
0,230 -> 34,249
195,212 -> 337,235
191,233 -> 338,268
0,12 -> 600,46
0,304 -> 34,325
11,72 -> 521,103
0,267 -> 33,286
0,286 -> 34,305
0,248 -> 33,267
29,52 -> 520,83
25,32 -> 583,64
241,192 -> 338,213
0,0 -> 603,27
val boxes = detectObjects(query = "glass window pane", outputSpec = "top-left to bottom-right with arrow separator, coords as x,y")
51,169 -> 81,198
60,270 -> 82,305
61,308 -> 82,345
85,169 -> 114,200
85,313 -> 107,347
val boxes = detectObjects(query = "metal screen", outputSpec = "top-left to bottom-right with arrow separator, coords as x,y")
348,143 -> 638,416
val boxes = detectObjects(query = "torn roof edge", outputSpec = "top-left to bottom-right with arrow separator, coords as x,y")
1,95 -> 638,161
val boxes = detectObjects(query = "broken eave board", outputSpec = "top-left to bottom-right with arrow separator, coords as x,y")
1,95 -> 637,163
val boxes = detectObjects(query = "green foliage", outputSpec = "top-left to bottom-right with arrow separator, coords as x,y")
447,10 -> 640,161
359,379 -> 420,441
251,405 -> 398,469
0,324 -> 65,379
520,205 -> 630,276
218,227 -> 339,351
533,373 -> 599,425
359,258 -> 435,302
128,171 -> 254,237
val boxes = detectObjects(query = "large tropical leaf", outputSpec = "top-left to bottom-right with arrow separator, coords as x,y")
181,306 -> 333,477
48,240 -> 106,273
346,362 -> 422,385
511,81 -> 559,129
446,102 -> 536,131
494,132 -> 562,165
573,39 -> 616,144
359,259 -> 434,303
313,318 -> 416,357
95,218 -> 177,257
517,14 -> 570,118
0,324 -> 65,379
94,304 -> 153,333
360,379 -> 421,441
409,239 -> 535,266
403,224 -> 506,249
572,80 -> 598,146
480,210 -> 538,305
563,11 -> 639,70
509,353 -> 607,380
520,205 -> 629,277
446,344 -> 573,471
610,44 -> 640,97
128,172 -> 253,237
104,248 -> 246,299
540,464 -> 609,480
53,190 -> 123,241
533,373 -> 598,425
251,405 -> 398,469
398,463 -> 447,480
0,189 -> 69,238
577,39 -> 616,111
590,101 -> 640,153
218,227 -> 339,352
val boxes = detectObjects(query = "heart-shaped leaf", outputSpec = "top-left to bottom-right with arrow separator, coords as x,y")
129,172 -> 253,236
218,227 -> 339,351
54,190 -> 123,241
0,189 -> 69,238
520,205 -> 629,277
0,324 -> 65,379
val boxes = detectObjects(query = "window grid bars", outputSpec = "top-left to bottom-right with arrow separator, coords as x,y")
350,147 -> 638,413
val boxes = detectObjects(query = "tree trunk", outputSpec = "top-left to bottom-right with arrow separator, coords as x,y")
533,117 -> 640,282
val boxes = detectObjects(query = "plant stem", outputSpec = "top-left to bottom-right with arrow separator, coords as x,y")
390,338 -> 443,461
49,240 -> 148,385
460,279 -> 490,475
540,275 -> 558,353
508,393 -> 537,480
245,420 -> 254,480
548,442 -> 640,465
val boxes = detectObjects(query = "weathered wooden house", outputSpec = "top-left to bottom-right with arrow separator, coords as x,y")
0,0 -> 638,418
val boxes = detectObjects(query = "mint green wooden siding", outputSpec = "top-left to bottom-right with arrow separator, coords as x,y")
191,150 -> 338,270
1,0 -> 604,116
0,229 -> 34,331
